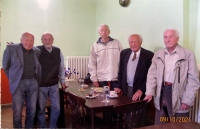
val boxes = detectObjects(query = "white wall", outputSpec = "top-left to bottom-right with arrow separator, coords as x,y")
95,0 -> 183,52
1,0 -> 96,61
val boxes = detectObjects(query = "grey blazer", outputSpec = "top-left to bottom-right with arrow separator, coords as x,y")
2,43 -> 41,94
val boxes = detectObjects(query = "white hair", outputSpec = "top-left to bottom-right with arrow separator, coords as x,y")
129,34 -> 143,43
164,28 -> 179,37
41,31 -> 54,39
98,24 -> 110,32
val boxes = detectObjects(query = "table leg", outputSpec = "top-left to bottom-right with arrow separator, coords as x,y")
57,89 -> 65,127
90,109 -> 94,129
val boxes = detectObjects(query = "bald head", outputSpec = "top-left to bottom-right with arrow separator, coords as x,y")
21,32 -> 34,39
41,32 -> 54,40
21,32 -> 34,50
41,32 -> 54,49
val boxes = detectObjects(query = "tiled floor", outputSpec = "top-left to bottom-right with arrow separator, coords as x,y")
1,105 -> 15,128
1,104 -> 72,128
1,104 -> 117,128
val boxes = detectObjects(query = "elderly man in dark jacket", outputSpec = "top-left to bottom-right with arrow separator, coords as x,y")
115,34 -> 154,101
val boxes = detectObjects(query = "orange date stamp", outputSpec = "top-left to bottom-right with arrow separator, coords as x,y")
160,117 -> 191,122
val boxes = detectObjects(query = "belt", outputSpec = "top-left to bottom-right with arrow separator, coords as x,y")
163,81 -> 173,86
107,81 -> 117,87
99,80 -> 118,82
127,86 -> 133,88
99,80 -> 118,87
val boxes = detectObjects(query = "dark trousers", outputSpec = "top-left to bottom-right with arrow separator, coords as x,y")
98,81 -> 118,123
98,81 -> 118,91
127,86 -> 133,97
155,85 -> 189,124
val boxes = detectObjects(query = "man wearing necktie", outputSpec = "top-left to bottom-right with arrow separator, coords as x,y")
115,34 -> 154,100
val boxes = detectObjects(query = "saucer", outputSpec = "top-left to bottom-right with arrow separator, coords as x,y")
85,95 -> 96,99
83,84 -> 89,88
78,88 -> 85,92
91,87 -> 103,93
109,95 -> 118,98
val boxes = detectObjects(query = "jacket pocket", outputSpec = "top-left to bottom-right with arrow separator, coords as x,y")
179,90 -> 184,98
9,76 -> 12,80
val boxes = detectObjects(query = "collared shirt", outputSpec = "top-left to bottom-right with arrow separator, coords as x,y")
127,49 -> 141,86
21,43 -> 33,53
130,49 -> 141,60
20,44 -> 36,79
164,46 -> 179,83
44,47 -> 53,53
96,36 -> 114,46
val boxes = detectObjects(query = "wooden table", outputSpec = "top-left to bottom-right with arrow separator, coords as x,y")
61,81 -> 135,129
138,121 -> 200,129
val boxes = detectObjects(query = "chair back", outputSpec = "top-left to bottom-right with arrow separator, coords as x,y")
67,92 -> 86,128
113,100 -> 148,129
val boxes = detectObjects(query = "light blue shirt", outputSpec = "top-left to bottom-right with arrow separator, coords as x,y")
127,49 -> 140,87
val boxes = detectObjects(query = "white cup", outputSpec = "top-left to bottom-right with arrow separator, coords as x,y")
110,91 -> 117,97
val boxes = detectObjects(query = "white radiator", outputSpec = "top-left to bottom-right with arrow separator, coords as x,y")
65,56 -> 89,80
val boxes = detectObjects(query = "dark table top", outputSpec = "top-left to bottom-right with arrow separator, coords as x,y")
138,121 -> 200,129
63,81 -> 136,109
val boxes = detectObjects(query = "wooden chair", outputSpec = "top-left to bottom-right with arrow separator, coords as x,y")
45,98 -> 51,119
67,92 -> 87,128
33,98 -> 51,128
113,100 -> 148,129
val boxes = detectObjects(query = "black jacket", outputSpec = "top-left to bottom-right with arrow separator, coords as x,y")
117,48 -> 154,99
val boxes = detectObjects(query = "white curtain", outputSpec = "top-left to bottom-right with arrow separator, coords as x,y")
195,1 -> 200,64
195,1 -> 200,123
187,0 -> 200,123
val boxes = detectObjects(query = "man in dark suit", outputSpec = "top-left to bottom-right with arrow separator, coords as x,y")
115,34 -> 153,101
2,32 -> 41,128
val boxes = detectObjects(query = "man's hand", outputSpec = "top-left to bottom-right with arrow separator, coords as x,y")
114,88 -> 121,94
132,90 -> 143,101
61,83 -> 68,89
180,103 -> 190,110
7,42 -> 14,45
93,81 -> 99,87
143,95 -> 153,103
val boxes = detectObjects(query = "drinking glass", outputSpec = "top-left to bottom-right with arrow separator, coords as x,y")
100,91 -> 103,96
78,78 -> 84,90
89,89 -> 94,97
102,86 -> 110,103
